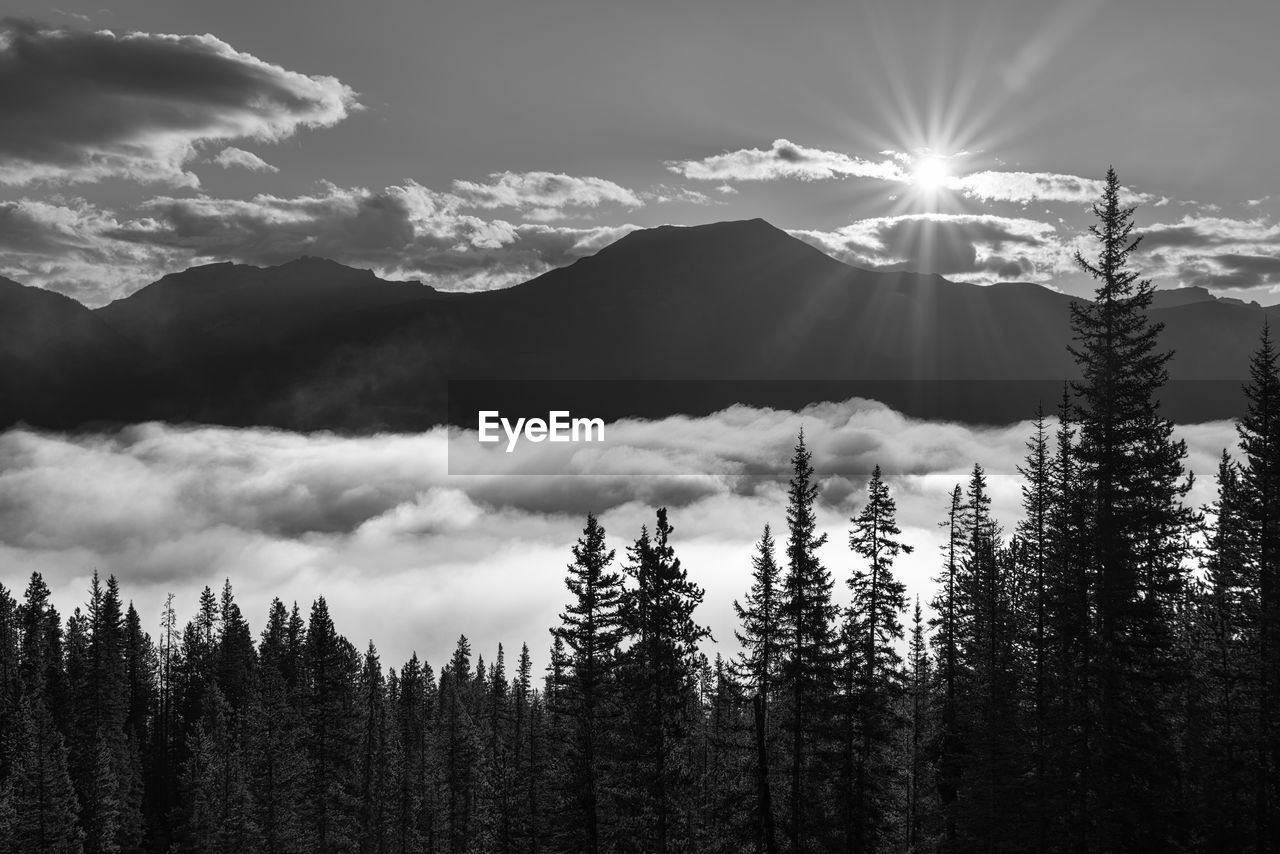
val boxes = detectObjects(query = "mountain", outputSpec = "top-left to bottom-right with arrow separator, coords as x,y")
0,276 -> 166,428
1,219 -> 1274,430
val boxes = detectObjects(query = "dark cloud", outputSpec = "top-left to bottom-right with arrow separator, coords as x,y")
111,186 -> 422,266
0,18 -> 357,186
874,217 -> 1042,275
1180,253 -> 1280,290
982,255 -> 1035,280
774,142 -> 807,164
1137,224 -> 1211,250
1138,216 -> 1280,251
794,214 -> 1055,281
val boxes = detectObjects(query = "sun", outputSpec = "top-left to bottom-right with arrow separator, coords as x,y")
912,155 -> 952,191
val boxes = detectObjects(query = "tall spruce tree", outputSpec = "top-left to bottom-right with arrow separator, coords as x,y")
5,699 -> 84,854
1016,407 -> 1054,850
549,514 -> 624,854
1069,166 -> 1192,851
731,525 -> 782,853
0,583 -> 20,787
843,465 -> 912,854
905,598 -> 932,851
1238,323 -> 1280,848
956,465 -> 1020,853
777,431 -> 838,851
438,636 -> 479,854
301,597 -> 360,853
616,508 -> 710,854
1187,450 -> 1255,850
929,485 -> 967,849
249,599 -> 306,854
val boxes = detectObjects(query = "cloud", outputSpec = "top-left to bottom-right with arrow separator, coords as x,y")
954,170 -> 1164,206
0,400 -> 1232,671
212,147 -> 279,173
793,213 -> 1062,281
0,18 -> 358,186
0,196 -> 190,305
1177,253 -> 1280,291
640,185 -> 714,206
1137,215 -> 1280,250
452,171 -> 642,217
664,141 -> 1164,213
1128,215 -> 1280,296
0,180 -> 639,304
105,181 -> 638,295
666,139 -> 905,183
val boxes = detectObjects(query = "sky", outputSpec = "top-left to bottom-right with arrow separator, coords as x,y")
2,0 -> 1280,306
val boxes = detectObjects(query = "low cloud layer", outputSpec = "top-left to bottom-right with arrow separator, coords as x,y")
0,399 -> 1234,671
0,18 -> 358,186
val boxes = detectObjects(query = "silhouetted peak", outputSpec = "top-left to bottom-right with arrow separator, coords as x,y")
1151,285 -> 1217,309
605,218 -> 791,251
275,256 -> 369,276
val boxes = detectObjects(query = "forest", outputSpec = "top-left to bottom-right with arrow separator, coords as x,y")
2,169 -> 1279,854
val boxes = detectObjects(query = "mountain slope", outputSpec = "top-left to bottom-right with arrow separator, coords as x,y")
0,219 -> 1272,430
0,276 -> 167,427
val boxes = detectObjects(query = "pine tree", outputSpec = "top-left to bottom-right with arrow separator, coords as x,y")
549,515 -> 625,854
905,598 -> 933,851
249,599 -> 306,854
731,525 -> 782,853
843,465 -> 912,853
0,582 -> 20,785
6,698 -> 84,854
178,687 -> 262,854
955,465 -> 1019,852
1186,451 -> 1255,849
357,643 -> 393,854
439,635 -> 479,854
616,508 -> 710,854
1237,323 -> 1280,848
1016,406 -> 1054,849
216,581 -> 257,722
19,573 -> 68,728
510,644 -> 537,854
733,525 -> 782,709
929,485 -> 967,849
1069,166 -> 1192,851
776,431 -> 838,851
301,597 -> 360,853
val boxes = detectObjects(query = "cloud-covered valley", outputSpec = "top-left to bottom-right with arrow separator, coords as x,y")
0,399 -> 1236,672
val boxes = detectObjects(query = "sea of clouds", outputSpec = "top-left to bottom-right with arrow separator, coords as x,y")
0,398 -> 1239,673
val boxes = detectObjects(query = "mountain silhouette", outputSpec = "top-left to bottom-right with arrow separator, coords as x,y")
1,219 -> 1271,430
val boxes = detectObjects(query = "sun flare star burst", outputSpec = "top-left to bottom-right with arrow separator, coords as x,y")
912,155 -> 952,191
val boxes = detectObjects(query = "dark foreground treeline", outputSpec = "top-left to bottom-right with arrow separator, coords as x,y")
4,169 -> 1280,854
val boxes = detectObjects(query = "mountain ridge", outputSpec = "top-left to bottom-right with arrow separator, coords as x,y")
0,218 -> 1272,430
